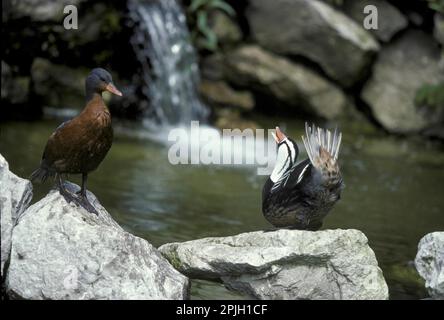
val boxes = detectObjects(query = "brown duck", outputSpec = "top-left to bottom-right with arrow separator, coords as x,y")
31,68 -> 122,215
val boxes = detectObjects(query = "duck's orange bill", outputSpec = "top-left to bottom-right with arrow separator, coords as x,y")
105,83 -> 123,96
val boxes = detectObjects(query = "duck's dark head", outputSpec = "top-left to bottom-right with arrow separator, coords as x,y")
85,68 -> 122,99
270,127 -> 298,183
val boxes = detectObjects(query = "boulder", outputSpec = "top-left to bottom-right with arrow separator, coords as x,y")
1,61 -> 30,106
224,45 -> 347,120
435,13 -> 444,47
4,0 -> 85,22
415,232 -> 444,299
435,14 -> 444,72
209,11 -> 242,47
159,229 -> 389,300
6,182 -> 189,300
342,0 -> 408,42
246,0 -> 379,87
0,154 -> 33,277
199,80 -> 254,111
30,58 -> 89,109
362,30 -> 444,134
214,109 -> 259,131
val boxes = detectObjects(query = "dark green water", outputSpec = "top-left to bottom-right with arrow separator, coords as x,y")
1,117 -> 443,300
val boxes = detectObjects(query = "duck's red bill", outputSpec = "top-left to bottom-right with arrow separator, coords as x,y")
106,83 -> 123,96
272,126 -> 287,143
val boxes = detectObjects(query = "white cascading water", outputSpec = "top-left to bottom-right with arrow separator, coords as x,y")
128,0 -> 208,127
127,0 -> 276,172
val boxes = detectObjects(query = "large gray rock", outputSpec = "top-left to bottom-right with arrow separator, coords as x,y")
0,154 -> 33,277
6,183 -> 189,300
246,0 -> 379,87
4,0 -> 85,21
209,11 -> 242,47
31,58 -> 89,109
415,232 -> 444,299
342,0 -> 408,42
435,14 -> 444,47
435,14 -> 444,71
362,30 -> 444,134
1,61 -> 30,105
159,229 -> 389,300
224,45 -> 347,120
199,80 -> 254,111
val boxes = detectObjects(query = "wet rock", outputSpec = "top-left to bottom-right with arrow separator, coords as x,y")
415,232 -> 444,299
436,13 -> 444,72
434,13 -> 444,47
342,0 -> 408,42
0,154 -> 33,277
246,0 -> 379,87
30,58 -> 89,109
200,53 -> 225,81
214,109 -> 259,130
6,182 -> 189,300
209,11 -> 242,47
224,45 -> 347,120
1,61 -> 30,106
159,229 -> 389,300
362,30 -> 444,134
4,0 -> 85,21
199,80 -> 254,111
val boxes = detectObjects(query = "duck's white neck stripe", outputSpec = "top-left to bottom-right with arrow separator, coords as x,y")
270,140 -> 296,183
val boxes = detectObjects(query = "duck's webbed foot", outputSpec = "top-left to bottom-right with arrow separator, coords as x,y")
57,174 -> 77,204
76,194 -> 99,216
57,173 -> 98,215
76,173 -> 98,215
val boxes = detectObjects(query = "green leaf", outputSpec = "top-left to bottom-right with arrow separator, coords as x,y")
197,11 -> 208,32
209,0 -> 236,16
190,0 -> 208,12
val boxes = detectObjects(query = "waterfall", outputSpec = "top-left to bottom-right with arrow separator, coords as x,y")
128,0 -> 209,127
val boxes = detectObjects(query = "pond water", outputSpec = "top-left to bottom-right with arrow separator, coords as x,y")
1,117 -> 443,300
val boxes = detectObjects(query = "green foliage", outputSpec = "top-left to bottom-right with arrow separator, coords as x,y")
426,0 -> 444,13
187,0 -> 235,52
414,82 -> 444,110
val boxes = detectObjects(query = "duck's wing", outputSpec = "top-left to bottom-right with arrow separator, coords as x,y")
55,120 -> 71,132
271,158 -> 311,193
40,120 -> 74,165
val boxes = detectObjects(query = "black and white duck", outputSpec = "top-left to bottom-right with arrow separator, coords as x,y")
262,123 -> 344,230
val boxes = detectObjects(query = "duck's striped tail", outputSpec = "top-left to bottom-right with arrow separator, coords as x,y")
301,123 -> 342,177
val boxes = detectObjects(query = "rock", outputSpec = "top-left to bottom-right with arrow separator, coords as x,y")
246,0 -> 379,87
6,182 -> 189,300
362,30 -> 444,134
159,229 -> 389,300
1,61 -> 37,120
209,11 -> 242,47
4,0 -> 85,21
214,109 -> 259,131
342,0 -> 407,42
224,45 -> 347,120
200,53 -> 225,81
435,13 -> 444,47
0,154 -> 33,277
1,61 -> 31,106
415,232 -> 444,299
30,58 -> 89,109
199,80 -> 254,111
